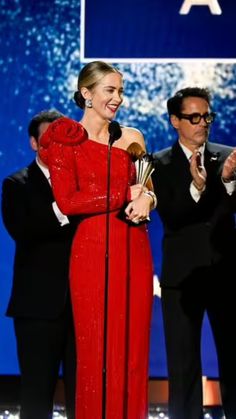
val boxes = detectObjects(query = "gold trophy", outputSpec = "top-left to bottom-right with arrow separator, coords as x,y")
127,142 -> 155,186
127,142 -> 155,224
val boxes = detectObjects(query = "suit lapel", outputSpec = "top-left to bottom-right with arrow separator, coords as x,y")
204,143 -> 222,177
171,141 -> 193,186
28,160 -> 54,200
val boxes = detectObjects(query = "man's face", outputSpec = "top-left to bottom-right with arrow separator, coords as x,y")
30,121 -> 52,168
30,121 -> 51,153
171,96 -> 211,152
38,121 -> 51,140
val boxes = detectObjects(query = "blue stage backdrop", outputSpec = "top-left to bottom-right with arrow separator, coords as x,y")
81,0 -> 236,60
0,0 -> 236,378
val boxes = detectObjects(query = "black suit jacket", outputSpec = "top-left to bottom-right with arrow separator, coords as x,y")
152,141 -> 236,287
1,160 -> 77,318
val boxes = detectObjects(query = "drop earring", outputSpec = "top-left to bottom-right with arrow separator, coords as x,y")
85,99 -> 92,108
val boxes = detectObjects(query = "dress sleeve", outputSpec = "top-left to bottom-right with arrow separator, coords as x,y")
39,118 -> 128,216
49,142 -> 128,215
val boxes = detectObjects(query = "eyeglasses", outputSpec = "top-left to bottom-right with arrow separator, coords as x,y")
177,112 -> 216,125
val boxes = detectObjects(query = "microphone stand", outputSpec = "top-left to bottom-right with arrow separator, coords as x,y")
102,139 -> 113,419
102,121 -> 121,419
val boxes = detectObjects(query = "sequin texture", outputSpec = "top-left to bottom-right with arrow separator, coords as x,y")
39,118 -> 154,419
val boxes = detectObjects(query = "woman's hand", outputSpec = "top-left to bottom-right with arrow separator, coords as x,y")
129,184 -> 147,200
124,192 -> 152,224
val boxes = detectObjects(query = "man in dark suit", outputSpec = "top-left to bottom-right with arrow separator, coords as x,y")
1,110 -> 77,419
152,87 -> 236,419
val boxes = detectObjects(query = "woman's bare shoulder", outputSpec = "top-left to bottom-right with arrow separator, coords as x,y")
121,125 -> 146,149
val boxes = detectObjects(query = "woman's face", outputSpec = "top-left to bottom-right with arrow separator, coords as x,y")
89,72 -> 124,120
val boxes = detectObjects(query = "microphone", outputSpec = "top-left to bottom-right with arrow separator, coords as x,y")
108,120 -> 122,146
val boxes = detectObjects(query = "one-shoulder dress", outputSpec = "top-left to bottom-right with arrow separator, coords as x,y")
39,117 -> 154,419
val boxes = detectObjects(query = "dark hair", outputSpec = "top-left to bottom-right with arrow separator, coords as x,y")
167,87 -> 211,116
28,109 -> 64,140
74,61 -> 122,109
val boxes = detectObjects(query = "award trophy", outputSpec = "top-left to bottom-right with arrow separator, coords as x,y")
127,142 -> 155,224
127,142 -> 154,186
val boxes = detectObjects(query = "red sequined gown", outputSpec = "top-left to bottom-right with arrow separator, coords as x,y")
39,118 -> 153,419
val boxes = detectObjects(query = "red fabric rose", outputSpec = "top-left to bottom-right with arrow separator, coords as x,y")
39,117 -> 88,165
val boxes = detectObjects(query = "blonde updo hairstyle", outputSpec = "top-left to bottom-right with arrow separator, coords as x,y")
74,61 -> 122,109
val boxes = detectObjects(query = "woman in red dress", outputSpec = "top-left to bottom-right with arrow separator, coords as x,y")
39,61 -> 155,419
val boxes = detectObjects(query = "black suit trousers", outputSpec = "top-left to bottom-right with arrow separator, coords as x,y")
14,302 -> 76,419
161,261 -> 236,419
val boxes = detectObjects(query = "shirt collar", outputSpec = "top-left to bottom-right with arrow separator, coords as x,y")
179,141 -> 205,160
36,156 -> 50,180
